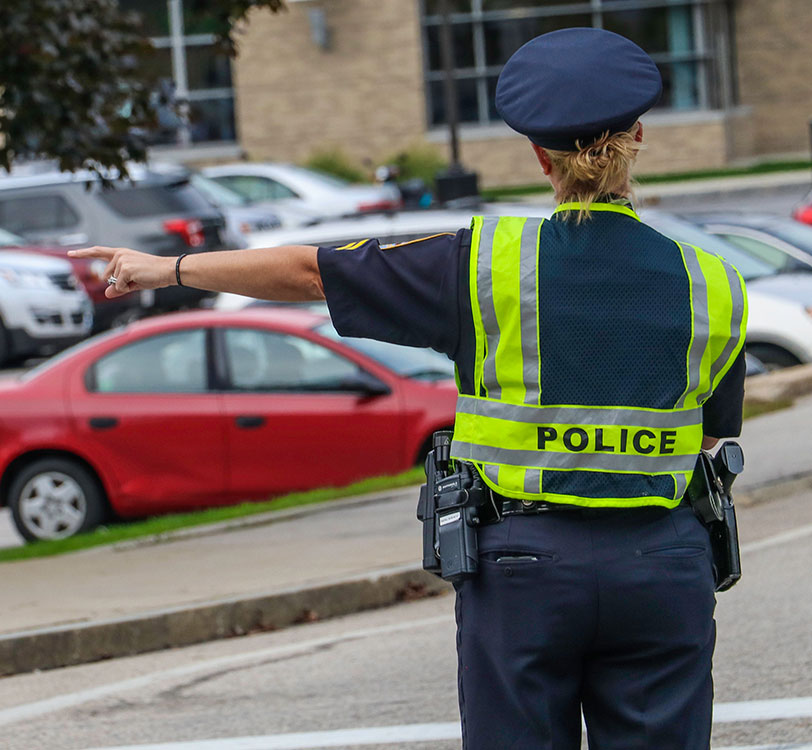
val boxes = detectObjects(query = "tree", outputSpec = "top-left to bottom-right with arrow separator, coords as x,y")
0,0 -> 285,180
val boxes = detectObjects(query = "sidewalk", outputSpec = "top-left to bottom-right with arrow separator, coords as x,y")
511,168 -> 811,207
1,367 -> 811,677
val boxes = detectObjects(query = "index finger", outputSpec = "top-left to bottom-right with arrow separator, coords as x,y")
67,246 -> 117,260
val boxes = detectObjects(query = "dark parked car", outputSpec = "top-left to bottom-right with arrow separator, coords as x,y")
0,163 -> 238,320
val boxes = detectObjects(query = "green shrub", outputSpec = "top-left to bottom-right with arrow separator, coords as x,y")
304,149 -> 368,184
384,144 -> 448,186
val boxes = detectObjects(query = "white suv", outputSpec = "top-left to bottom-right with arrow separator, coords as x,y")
0,251 -> 92,365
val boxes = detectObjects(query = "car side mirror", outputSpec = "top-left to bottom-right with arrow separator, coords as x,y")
340,371 -> 391,397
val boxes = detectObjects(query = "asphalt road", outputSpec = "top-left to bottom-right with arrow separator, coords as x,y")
0,488 -> 810,750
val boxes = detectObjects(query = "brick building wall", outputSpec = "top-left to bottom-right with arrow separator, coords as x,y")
734,0 -> 812,157
233,0 -> 426,167
232,0 -> 808,188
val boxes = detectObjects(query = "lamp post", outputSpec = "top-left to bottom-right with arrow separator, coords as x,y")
434,0 -> 479,205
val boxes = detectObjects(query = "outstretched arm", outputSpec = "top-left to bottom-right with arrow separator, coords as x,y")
68,245 -> 325,302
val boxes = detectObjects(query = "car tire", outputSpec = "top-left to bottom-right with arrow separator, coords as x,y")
746,344 -> 802,371
8,458 -> 107,542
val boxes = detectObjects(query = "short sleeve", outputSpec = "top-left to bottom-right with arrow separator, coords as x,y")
702,349 -> 746,438
317,230 -> 470,359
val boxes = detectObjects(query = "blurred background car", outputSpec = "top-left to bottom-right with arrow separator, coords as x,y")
0,162 -> 238,321
223,206 -> 812,372
188,173 -> 283,241
201,162 -> 403,222
0,249 -> 92,366
791,189 -> 812,227
188,172 -> 320,233
688,213 -> 812,271
0,226 -> 142,332
0,308 -> 456,542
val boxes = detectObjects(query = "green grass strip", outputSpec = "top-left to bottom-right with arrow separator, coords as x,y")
0,467 -> 425,563
742,397 -> 794,421
482,159 -> 812,201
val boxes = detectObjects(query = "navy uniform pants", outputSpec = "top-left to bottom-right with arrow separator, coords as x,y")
455,504 -> 716,750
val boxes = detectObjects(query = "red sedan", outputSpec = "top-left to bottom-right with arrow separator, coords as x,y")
0,308 -> 457,541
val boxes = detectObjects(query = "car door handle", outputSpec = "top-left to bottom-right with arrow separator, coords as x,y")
89,417 -> 119,430
235,415 -> 266,429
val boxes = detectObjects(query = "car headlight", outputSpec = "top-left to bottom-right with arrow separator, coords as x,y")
89,260 -> 108,282
0,268 -> 54,289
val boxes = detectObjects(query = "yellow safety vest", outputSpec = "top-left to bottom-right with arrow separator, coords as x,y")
450,203 -> 748,508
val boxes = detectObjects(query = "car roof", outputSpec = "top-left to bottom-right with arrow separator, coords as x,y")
681,212 -> 792,229
119,307 -> 331,336
0,161 -> 189,191
246,204 -> 552,248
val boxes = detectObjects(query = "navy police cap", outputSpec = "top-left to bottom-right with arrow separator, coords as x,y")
495,28 -> 663,151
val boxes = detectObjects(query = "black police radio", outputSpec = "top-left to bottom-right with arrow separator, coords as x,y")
416,431 -> 495,582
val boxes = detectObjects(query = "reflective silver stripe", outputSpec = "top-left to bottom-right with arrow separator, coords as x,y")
483,464 -> 499,484
677,242 -> 709,408
524,469 -> 541,493
674,472 -> 689,499
451,441 -> 698,474
456,395 -> 701,429
696,262 -> 745,404
478,218 -> 501,397
520,218 -> 543,404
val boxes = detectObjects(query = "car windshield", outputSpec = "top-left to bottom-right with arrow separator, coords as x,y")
286,165 -> 352,189
190,174 -> 250,208
315,323 -> 454,380
644,213 -> 776,281
0,226 -> 28,246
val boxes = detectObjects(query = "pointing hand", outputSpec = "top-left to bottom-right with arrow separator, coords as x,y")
69,246 -> 176,298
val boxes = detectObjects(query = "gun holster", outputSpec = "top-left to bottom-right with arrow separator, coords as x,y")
416,431 -> 495,583
685,441 -> 745,592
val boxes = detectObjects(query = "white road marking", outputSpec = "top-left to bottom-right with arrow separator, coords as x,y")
714,696 -> 812,723
741,522 -> 812,554
0,615 -> 452,728
75,725 -> 812,750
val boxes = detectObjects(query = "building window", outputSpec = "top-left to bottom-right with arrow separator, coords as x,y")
421,0 -> 735,128
120,0 -> 236,145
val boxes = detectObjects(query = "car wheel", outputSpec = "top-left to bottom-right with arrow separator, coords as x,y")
8,458 -> 107,542
746,344 -> 802,372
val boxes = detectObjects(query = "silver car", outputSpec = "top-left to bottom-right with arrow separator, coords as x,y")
0,250 -> 92,364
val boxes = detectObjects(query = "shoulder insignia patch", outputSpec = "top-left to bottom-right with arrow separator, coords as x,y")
380,232 -> 456,250
335,239 -> 370,251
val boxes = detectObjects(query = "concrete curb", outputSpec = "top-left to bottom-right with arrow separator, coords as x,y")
744,363 -> 812,405
0,564 -> 451,677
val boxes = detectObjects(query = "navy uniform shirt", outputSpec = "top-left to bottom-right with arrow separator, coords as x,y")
317,225 -> 745,439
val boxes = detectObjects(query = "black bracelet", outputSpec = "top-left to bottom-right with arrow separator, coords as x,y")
175,253 -> 188,287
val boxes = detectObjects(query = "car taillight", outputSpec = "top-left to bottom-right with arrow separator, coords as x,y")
358,198 -> 403,213
793,206 -> 812,226
163,218 -> 205,247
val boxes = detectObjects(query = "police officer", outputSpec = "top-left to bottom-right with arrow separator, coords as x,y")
73,27 -> 746,750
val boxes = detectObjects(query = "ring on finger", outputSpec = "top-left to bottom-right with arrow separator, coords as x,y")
107,276 -> 118,285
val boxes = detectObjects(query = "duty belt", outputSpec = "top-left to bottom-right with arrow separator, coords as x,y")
480,494 -> 689,525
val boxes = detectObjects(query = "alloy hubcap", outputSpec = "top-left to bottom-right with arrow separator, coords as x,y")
19,472 -> 87,540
